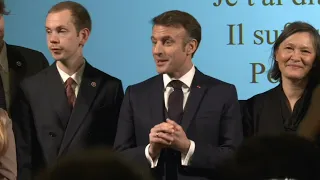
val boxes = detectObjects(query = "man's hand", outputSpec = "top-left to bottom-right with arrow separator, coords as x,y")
166,119 -> 191,155
149,122 -> 175,159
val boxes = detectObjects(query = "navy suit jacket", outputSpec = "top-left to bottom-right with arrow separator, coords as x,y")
114,69 -> 243,180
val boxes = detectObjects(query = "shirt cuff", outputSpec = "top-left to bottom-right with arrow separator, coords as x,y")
181,140 -> 195,166
145,144 -> 160,168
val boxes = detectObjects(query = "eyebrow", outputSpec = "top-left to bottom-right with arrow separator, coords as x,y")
285,42 -> 312,48
151,35 -> 173,41
45,25 -> 68,30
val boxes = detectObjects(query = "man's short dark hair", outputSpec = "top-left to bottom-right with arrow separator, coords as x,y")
152,10 -> 201,57
48,1 -> 91,33
0,0 -> 10,15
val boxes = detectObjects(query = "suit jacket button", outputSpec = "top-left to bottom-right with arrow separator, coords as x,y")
49,132 -> 56,137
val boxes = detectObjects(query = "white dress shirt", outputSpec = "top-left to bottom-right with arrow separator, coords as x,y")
0,44 -> 11,111
56,62 -> 85,97
145,65 -> 196,168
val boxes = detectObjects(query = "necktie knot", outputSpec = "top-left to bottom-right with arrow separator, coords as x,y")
169,80 -> 184,89
65,77 -> 75,86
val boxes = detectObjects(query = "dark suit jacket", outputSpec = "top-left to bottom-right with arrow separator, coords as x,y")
114,69 -> 243,180
11,62 -> 124,180
2,44 -> 48,180
6,44 -> 49,113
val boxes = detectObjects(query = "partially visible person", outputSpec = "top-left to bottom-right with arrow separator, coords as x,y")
35,148 -> 153,180
0,108 -> 16,180
217,134 -> 320,180
242,21 -> 320,137
11,1 -> 123,180
297,83 -> 320,143
0,0 -> 49,114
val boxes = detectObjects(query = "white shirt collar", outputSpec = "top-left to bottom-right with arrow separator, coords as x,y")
0,43 -> 8,72
163,65 -> 196,88
56,61 -> 86,85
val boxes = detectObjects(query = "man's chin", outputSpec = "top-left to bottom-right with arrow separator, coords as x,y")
156,66 -> 169,74
52,55 -> 65,62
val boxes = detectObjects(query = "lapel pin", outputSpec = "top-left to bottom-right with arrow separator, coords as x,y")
16,61 -> 22,67
91,82 -> 96,87
197,85 -> 201,88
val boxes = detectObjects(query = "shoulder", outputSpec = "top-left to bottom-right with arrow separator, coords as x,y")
206,75 -> 235,89
127,74 -> 162,92
247,85 -> 279,103
21,66 -> 48,88
198,71 -> 238,98
7,44 -> 45,57
7,44 -> 48,67
243,85 -> 280,114
86,64 -> 122,86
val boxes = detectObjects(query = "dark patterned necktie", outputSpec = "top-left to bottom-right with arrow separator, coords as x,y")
168,80 -> 184,124
65,77 -> 76,109
166,80 -> 184,180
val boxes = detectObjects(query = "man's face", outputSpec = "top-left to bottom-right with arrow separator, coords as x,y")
151,25 -> 194,77
46,10 -> 83,62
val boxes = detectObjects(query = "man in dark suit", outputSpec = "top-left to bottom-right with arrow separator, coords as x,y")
0,2 -> 48,179
114,10 -> 243,180
0,0 -> 49,114
11,1 -> 124,180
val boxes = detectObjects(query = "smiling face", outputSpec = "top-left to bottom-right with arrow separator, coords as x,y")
276,32 -> 316,82
151,25 -> 196,78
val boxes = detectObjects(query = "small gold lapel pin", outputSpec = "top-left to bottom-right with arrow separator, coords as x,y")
91,82 -> 96,87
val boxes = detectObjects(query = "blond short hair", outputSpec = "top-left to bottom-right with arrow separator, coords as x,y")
0,108 -> 9,156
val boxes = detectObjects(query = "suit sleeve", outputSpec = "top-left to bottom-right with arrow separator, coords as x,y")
189,85 -> 243,169
11,85 -> 33,180
113,86 -> 150,168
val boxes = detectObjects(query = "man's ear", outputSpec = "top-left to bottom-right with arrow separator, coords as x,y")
186,39 -> 198,56
79,28 -> 90,46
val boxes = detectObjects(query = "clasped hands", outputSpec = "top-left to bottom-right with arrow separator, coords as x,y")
148,119 -> 191,159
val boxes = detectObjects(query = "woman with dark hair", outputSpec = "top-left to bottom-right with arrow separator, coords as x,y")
243,21 -> 320,137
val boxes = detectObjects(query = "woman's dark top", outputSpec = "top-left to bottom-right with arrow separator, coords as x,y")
242,84 -> 314,137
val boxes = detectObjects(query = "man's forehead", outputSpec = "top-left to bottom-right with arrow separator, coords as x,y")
152,25 -> 187,38
47,10 -> 73,22
46,16 -> 73,28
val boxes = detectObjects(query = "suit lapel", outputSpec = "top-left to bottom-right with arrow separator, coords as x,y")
7,44 -> 27,110
150,75 -> 166,126
58,63 -> 100,156
46,63 -> 72,129
181,69 -> 207,131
